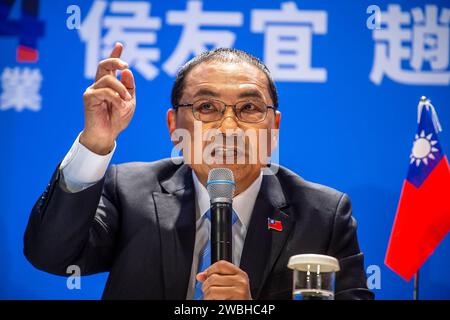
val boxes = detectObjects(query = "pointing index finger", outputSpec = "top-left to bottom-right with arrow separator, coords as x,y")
110,42 -> 123,59
95,42 -> 128,82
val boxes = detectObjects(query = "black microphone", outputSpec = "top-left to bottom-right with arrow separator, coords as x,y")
206,168 -> 235,264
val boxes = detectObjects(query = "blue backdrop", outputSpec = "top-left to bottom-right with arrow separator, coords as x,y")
1,0 -> 449,299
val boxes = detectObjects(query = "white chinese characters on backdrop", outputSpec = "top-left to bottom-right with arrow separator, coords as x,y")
251,2 -> 327,82
79,0 -> 161,80
1,2 -> 449,112
0,67 -> 42,112
370,4 -> 450,85
77,0 -> 326,82
163,1 -> 243,76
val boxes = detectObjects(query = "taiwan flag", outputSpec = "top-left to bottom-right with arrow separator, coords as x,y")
267,218 -> 283,232
385,97 -> 450,281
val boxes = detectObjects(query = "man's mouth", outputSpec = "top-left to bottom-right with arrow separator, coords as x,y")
211,147 -> 244,157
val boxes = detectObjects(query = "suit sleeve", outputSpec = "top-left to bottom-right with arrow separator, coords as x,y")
23,164 -> 120,276
327,193 -> 375,300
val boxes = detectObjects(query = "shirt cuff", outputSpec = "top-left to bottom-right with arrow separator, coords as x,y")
59,132 -> 116,192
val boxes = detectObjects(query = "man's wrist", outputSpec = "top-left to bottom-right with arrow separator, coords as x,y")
79,132 -> 115,155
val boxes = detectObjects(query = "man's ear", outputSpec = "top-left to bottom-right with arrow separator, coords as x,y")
167,108 -> 179,146
167,108 -> 177,135
270,110 -> 281,153
274,110 -> 281,129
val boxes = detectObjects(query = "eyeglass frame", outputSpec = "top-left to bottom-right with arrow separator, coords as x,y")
172,98 -> 277,123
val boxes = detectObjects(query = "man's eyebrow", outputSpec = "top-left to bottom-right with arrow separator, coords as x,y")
193,88 -> 220,97
238,90 -> 265,100
192,88 -> 265,100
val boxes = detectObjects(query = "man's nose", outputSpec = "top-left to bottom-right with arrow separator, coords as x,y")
217,106 -> 239,133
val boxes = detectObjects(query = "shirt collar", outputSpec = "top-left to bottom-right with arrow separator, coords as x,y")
191,170 -> 263,230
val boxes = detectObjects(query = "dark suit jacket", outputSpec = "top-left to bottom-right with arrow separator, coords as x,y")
24,158 -> 374,300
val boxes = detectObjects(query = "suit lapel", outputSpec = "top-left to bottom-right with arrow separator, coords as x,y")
239,173 -> 294,299
152,165 -> 196,299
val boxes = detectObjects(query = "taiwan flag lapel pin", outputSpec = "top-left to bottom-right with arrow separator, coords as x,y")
267,217 -> 283,232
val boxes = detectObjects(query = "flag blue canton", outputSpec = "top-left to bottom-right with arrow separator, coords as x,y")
407,106 -> 444,188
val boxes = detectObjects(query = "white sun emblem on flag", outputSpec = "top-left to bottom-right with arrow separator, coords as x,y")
410,130 -> 439,166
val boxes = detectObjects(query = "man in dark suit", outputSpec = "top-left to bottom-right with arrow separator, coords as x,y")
24,43 -> 373,300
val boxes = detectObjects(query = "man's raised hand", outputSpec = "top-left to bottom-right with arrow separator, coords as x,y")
80,42 -> 136,155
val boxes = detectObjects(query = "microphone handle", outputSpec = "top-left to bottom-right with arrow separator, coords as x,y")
210,202 -> 233,264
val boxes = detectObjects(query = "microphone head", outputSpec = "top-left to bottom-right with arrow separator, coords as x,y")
207,168 -> 235,204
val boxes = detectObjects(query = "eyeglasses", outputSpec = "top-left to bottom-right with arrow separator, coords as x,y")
173,99 -> 276,123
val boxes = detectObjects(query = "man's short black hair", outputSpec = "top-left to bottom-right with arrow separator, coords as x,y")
171,48 -> 279,109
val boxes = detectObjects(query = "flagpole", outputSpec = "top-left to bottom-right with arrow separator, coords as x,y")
413,97 -> 423,301
412,97 -> 424,302
413,270 -> 419,300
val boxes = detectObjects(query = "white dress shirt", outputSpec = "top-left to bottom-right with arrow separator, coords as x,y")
59,133 -> 116,193
60,133 -> 263,299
